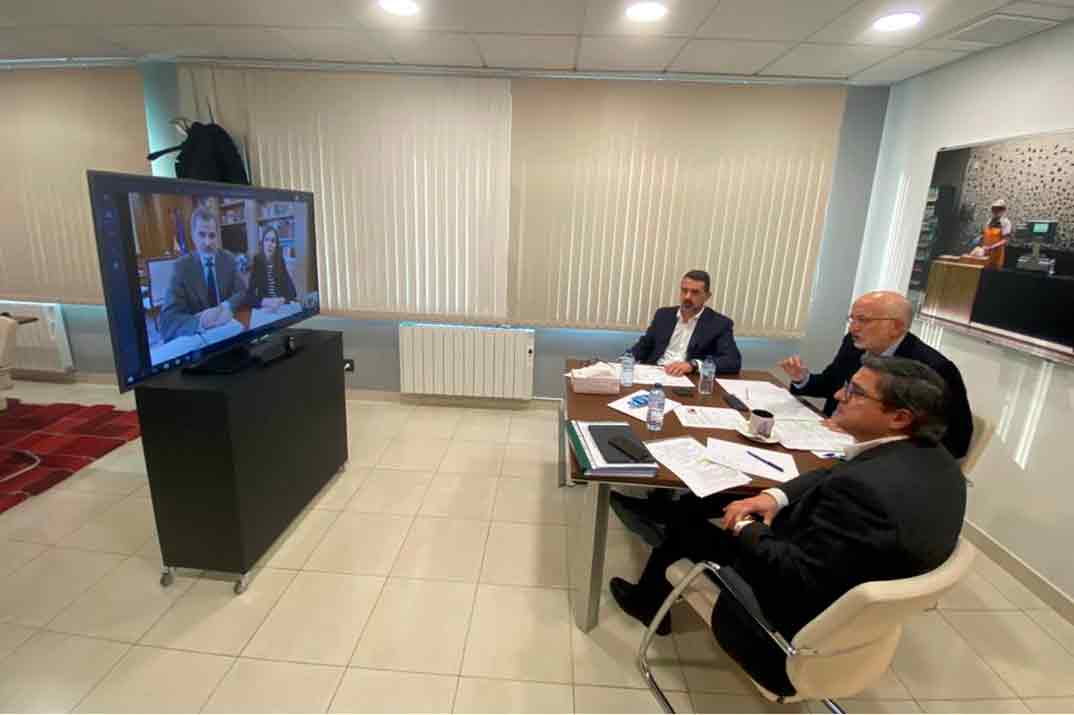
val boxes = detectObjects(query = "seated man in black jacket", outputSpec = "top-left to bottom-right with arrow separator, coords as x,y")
780,290 -> 973,458
630,270 -> 741,376
611,356 -> 967,647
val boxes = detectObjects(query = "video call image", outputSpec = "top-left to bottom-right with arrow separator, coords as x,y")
130,193 -> 319,366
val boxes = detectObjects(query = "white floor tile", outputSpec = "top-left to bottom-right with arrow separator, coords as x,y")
347,469 -> 433,515
0,631 -> 129,713
344,434 -> 391,467
892,611 -> 1016,699
1026,609 -> 1074,657
919,699 -> 1030,713
140,568 -> 295,655
329,668 -> 458,713
58,493 -> 157,555
0,547 -> 125,627
0,539 -> 47,578
493,477 -> 567,524
242,571 -> 383,666
92,447 -> 148,475
501,442 -> 559,479
75,645 -> 233,713
670,603 -> 756,695
944,611 -> 1074,697
202,658 -> 344,713
972,555 -> 1050,610
508,416 -> 558,444
404,408 -> 464,439
938,571 -> 1020,611
264,509 -> 340,570
439,440 -> 506,474
392,517 -> 489,582
377,436 -> 451,471
305,512 -> 412,576
47,556 -> 195,642
462,584 -> 572,683
58,466 -> 148,498
0,623 -> 36,659
420,472 -> 498,520
455,414 -> 511,443
1024,697 -> 1074,713
690,692 -> 808,713
311,467 -> 369,510
453,677 -> 573,713
811,699 -> 919,713
481,521 -> 568,588
0,490 -> 121,545
352,578 -> 475,674
574,685 -> 693,713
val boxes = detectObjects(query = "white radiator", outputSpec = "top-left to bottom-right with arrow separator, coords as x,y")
0,301 -> 74,375
399,323 -> 535,400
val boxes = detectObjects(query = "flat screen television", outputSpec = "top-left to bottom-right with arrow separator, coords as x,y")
87,171 -> 319,391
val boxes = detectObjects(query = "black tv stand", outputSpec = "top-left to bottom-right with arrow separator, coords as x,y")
183,334 -> 299,375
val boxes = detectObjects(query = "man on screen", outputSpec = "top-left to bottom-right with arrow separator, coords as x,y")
159,208 -> 245,341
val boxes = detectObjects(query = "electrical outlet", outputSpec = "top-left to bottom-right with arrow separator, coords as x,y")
343,358 -> 355,373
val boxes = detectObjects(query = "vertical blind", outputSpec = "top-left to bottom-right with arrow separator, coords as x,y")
509,80 -> 847,337
0,68 -> 148,304
178,65 -> 512,320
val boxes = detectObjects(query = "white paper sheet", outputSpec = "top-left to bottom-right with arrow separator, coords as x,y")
705,438 -> 799,483
673,405 -> 747,431
607,390 -> 681,423
716,378 -> 820,422
200,319 -> 245,343
249,302 -> 303,329
774,421 -> 856,453
644,437 -> 751,497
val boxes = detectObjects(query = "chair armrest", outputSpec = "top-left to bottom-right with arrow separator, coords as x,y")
701,561 -> 797,656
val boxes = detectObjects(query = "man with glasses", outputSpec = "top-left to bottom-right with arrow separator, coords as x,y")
610,356 -> 967,661
779,290 -> 972,458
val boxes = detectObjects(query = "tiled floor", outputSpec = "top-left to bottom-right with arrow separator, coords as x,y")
2,380 -> 1074,713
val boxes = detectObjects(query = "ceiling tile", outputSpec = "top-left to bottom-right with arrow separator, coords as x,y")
669,39 -> 792,74
696,0 -> 859,41
759,42 -> 902,78
181,0 -> 360,28
457,0 -> 584,34
94,26 -> 296,60
0,0 -> 199,26
920,37 -> 993,51
851,47 -> 969,83
378,31 -> 484,66
583,0 -> 719,36
0,28 -> 133,59
275,29 -> 395,63
474,34 -> 577,70
809,0 -> 1010,47
577,35 -> 687,71
947,14 -> 1057,43
1003,1 -> 1074,21
352,0 -> 466,32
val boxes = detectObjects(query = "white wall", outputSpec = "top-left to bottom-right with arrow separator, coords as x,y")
857,21 -> 1074,599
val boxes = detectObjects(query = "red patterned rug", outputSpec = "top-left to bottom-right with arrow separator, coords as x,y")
0,398 -> 141,514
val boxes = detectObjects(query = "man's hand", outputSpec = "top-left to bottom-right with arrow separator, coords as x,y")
779,355 -> 809,383
664,361 -> 694,376
263,297 -> 286,312
197,304 -> 233,330
721,494 -> 779,531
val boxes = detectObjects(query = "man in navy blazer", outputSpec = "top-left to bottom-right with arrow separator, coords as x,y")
629,270 -> 742,375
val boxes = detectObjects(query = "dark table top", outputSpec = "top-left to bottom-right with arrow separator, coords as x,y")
564,359 -> 836,493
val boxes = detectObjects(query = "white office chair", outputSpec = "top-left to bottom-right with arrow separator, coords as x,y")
0,315 -> 17,392
637,538 -> 976,714
959,413 -> 994,486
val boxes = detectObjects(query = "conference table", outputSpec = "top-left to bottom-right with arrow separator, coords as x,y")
558,359 -> 835,632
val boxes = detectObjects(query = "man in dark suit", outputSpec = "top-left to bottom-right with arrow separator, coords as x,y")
159,208 -> 246,342
779,290 -> 973,458
630,270 -> 741,376
610,356 -> 967,674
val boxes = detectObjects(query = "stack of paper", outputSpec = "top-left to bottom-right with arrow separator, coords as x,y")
705,438 -> 799,483
673,405 -> 747,431
608,390 -> 681,423
644,437 -> 750,497
774,421 -> 856,453
565,420 -> 658,477
717,379 -> 820,421
603,362 -> 694,388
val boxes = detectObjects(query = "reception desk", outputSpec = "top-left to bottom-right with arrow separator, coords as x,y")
921,256 -> 986,325
972,270 -> 1074,350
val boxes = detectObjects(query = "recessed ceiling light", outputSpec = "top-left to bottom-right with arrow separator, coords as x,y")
626,1 -> 668,23
379,0 -> 420,17
873,12 -> 922,32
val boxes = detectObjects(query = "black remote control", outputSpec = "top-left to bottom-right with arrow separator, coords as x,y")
608,435 -> 653,463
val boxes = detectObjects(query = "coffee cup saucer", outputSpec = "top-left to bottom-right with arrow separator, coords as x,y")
735,424 -> 779,445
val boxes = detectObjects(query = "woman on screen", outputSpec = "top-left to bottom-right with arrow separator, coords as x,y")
247,226 -> 297,311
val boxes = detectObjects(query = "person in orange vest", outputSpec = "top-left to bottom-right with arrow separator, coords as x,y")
970,199 -> 1011,269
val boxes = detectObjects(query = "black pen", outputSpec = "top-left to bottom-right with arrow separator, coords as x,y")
746,450 -> 784,473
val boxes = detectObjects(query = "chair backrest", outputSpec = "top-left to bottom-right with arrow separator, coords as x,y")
960,413 -> 994,476
787,538 -> 976,698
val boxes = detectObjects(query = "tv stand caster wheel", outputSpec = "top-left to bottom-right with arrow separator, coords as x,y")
234,574 -> 248,595
160,567 -> 175,588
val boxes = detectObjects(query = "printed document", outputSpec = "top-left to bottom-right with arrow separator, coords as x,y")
705,438 -> 799,482
644,437 -> 750,497
674,405 -> 747,431
608,390 -> 681,423
716,378 -> 820,421
774,421 -> 856,453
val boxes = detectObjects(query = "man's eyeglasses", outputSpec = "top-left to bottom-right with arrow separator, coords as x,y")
847,315 -> 898,326
841,380 -> 885,404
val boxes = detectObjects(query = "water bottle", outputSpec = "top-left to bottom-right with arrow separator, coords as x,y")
698,357 -> 716,395
647,383 -> 666,432
620,352 -> 635,387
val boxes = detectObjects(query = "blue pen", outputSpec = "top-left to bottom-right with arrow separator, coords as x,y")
746,450 -> 784,473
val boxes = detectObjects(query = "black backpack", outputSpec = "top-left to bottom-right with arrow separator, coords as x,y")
147,122 -> 250,185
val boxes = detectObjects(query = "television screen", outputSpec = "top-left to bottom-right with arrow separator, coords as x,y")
87,171 -> 319,390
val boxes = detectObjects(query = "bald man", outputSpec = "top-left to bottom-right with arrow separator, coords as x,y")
780,291 -> 973,458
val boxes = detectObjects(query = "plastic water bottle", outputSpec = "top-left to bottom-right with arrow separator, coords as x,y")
698,357 -> 716,395
647,383 -> 666,432
620,352 -> 635,387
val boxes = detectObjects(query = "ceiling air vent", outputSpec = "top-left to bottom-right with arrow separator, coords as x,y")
945,14 -> 1057,45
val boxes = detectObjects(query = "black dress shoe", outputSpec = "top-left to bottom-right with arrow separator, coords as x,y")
610,577 -> 671,636
610,492 -> 669,548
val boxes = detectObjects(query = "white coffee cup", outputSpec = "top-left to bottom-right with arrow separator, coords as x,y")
749,409 -> 775,439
